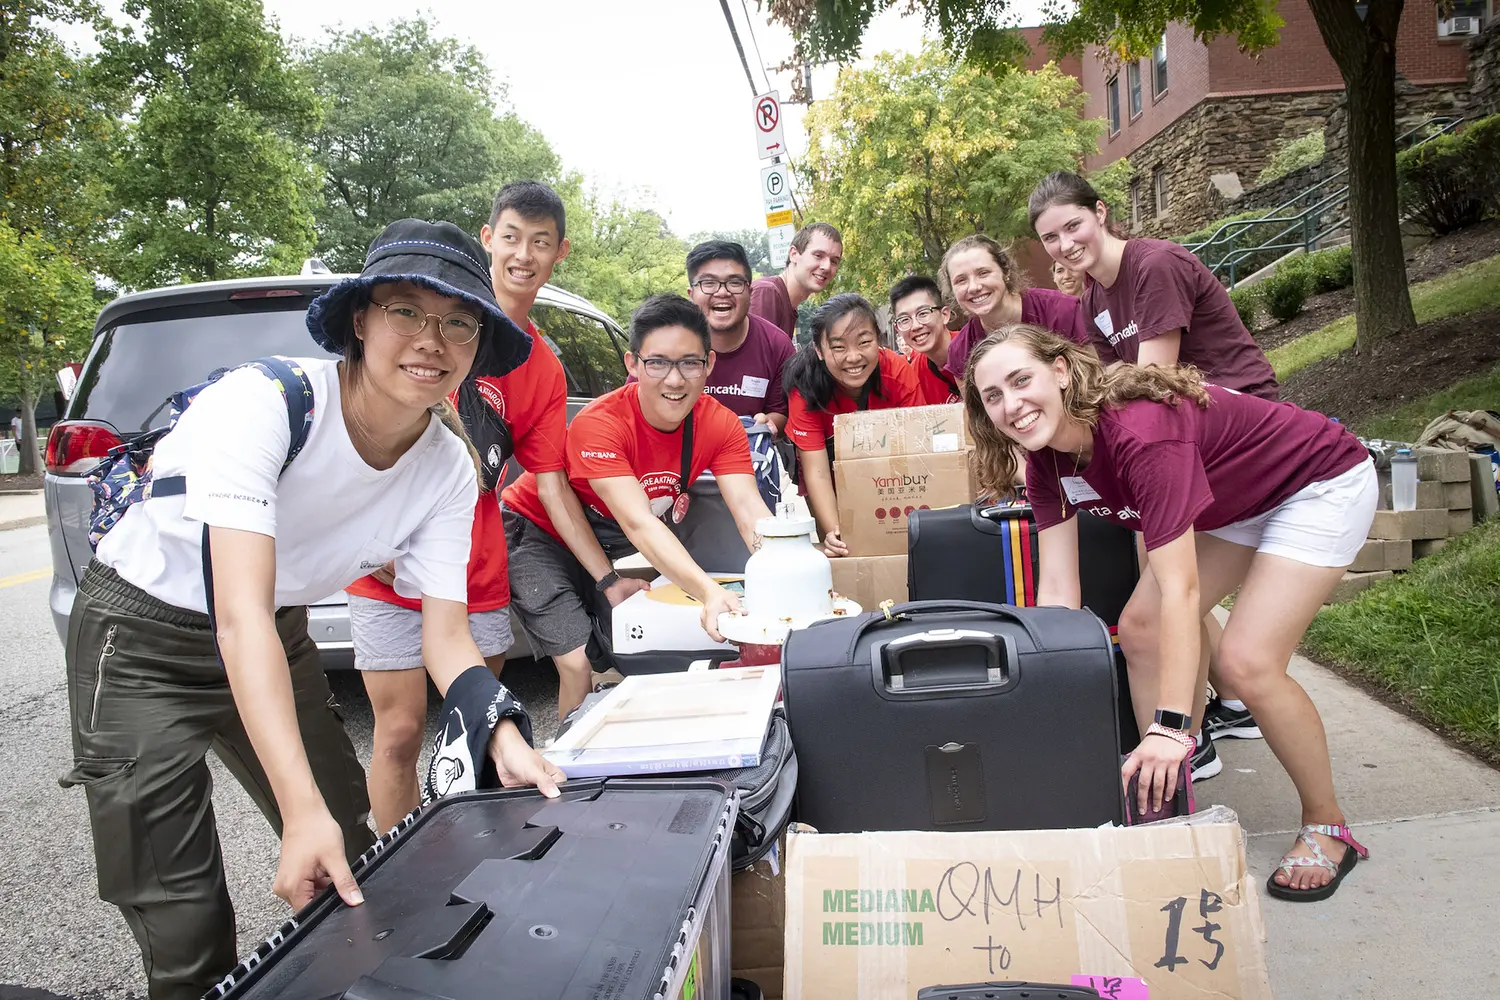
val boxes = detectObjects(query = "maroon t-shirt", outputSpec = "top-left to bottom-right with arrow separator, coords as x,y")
945,288 -> 1089,380
1025,386 -> 1369,550
1082,239 -> 1278,400
703,314 -> 797,417
750,275 -> 798,338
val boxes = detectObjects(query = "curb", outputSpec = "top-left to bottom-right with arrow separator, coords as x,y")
0,515 -> 46,532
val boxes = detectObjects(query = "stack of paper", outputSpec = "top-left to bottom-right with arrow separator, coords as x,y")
542,666 -> 781,778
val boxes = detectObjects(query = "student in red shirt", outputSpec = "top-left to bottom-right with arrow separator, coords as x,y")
749,222 -> 843,338
784,293 -> 923,556
890,275 -> 958,405
942,233 -> 1089,383
965,324 -> 1377,903
345,182 -> 580,831
502,295 -> 773,718
1030,170 -> 1280,740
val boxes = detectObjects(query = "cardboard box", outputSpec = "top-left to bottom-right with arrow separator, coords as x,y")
834,404 -> 969,460
732,836 -> 788,999
835,451 -> 979,557
783,822 -> 1272,1000
830,555 -> 909,611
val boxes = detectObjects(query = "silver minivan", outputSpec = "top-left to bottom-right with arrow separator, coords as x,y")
43,268 -> 632,667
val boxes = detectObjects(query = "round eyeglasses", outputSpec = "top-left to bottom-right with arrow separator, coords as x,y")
893,305 -> 939,332
371,300 -> 482,345
691,276 -> 750,295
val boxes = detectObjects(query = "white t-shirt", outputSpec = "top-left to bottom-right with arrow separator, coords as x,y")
97,358 -> 478,614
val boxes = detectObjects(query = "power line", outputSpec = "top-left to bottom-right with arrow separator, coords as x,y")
739,0 -> 773,91
718,0 -> 759,95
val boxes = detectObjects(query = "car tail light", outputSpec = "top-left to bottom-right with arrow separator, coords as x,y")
46,420 -> 121,475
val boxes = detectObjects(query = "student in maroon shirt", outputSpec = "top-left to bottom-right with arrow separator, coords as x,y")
750,222 -> 843,338
1030,170 -> 1279,738
784,294 -> 923,555
965,324 -> 1377,904
889,274 -> 958,404
686,240 -> 796,432
942,233 -> 1089,383
1029,170 -> 1278,400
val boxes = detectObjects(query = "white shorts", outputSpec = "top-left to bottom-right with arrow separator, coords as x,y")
348,594 -> 514,671
1203,457 -> 1377,568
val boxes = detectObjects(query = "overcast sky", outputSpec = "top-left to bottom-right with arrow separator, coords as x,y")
63,0 -> 1051,237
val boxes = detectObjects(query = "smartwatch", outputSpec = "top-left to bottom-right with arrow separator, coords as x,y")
1154,709 -> 1193,731
595,570 -> 621,593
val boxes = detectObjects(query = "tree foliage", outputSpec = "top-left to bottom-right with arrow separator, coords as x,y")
550,185 -> 690,327
688,228 -> 776,276
98,0 -> 322,288
299,19 -> 560,273
799,44 -> 1117,298
0,222 -> 95,471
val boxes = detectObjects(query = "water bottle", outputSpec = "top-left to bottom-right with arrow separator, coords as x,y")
1391,448 -> 1418,511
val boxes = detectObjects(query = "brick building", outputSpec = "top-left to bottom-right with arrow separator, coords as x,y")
1020,2 -> 1480,238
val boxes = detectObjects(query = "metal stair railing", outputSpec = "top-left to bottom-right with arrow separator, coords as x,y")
1184,114 -> 1465,287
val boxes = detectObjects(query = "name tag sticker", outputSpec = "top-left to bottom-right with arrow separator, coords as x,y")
1094,310 -> 1114,340
1061,475 -> 1102,504
740,375 -> 770,398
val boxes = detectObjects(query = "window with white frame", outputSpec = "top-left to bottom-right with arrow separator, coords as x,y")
1153,166 -> 1169,216
1130,178 -> 1142,230
1127,62 -> 1143,119
1153,35 -> 1168,96
1107,76 -> 1121,135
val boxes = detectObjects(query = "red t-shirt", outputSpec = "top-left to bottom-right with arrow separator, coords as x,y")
347,321 -> 567,611
1081,239 -> 1278,400
909,350 -> 959,405
945,288 -> 1089,380
749,275 -> 798,339
1025,386 -> 1369,550
786,348 -> 924,452
502,384 -> 754,540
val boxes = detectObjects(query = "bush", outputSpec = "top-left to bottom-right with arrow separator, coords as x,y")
1304,245 -> 1354,294
1228,285 -> 1260,330
1256,129 -> 1326,186
1259,258 -> 1314,322
1397,130 -> 1485,235
1175,210 -> 1291,280
1460,115 -> 1500,219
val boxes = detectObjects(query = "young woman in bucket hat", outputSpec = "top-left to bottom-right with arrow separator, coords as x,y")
61,219 -> 564,1000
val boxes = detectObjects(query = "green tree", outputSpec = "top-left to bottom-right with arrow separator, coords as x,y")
551,186 -> 690,328
0,223 -> 95,473
99,0 -> 321,288
299,18 -> 560,273
798,44 -> 1119,299
767,0 -> 1425,352
0,0 -> 121,260
688,228 -> 775,276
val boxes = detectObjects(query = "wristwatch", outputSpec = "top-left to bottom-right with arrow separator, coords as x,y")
595,570 -> 621,593
1154,709 -> 1193,731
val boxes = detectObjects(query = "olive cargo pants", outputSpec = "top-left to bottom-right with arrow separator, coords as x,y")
61,562 -> 375,1000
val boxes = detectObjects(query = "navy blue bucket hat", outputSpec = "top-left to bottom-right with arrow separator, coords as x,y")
306,219 -> 531,378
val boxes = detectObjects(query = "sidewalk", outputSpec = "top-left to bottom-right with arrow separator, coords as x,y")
0,490 -> 44,532
1207,652 -> 1500,998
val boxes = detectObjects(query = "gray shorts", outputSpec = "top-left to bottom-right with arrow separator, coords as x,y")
348,593 -> 514,671
502,506 -> 616,660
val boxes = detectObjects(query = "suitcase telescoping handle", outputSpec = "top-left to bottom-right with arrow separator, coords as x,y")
873,627 -> 1019,696
848,599 -> 1041,652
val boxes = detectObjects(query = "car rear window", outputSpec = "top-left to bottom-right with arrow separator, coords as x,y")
70,305 -> 338,434
532,303 -> 628,398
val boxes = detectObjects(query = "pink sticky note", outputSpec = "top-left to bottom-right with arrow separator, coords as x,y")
1071,975 -> 1149,999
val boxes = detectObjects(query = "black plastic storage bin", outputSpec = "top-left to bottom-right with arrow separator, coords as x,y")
204,779 -> 737,1000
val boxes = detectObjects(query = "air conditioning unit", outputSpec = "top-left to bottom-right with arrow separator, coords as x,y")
1440,15 -> 1478,35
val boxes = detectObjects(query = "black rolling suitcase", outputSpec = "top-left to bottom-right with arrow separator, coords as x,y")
907,503 -> 1141,751
206,780 -> 737,1000
780,600 -> 1125,834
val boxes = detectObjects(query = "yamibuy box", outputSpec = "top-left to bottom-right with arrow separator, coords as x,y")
783,821 -> 1272,1000
834,451 -> 979,557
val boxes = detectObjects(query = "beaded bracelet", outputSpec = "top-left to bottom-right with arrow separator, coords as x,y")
1145,722 -> 1197,754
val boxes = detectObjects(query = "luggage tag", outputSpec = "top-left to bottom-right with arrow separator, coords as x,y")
671,491 -> 692,524
670,411 -> 695,524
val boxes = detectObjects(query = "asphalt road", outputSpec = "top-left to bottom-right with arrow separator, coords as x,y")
0,523 -> 563,1000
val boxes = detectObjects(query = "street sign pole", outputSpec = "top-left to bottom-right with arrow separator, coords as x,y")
753,91 -> 795,269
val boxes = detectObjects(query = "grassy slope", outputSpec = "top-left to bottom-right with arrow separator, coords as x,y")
1354,365 -> 1500,441
1268,255 -> 1500,381
1303,517 -> 1500,761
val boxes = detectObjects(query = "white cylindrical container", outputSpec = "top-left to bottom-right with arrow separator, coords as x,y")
743,511 -> 834,623
1391,448 -> 1418,512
